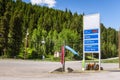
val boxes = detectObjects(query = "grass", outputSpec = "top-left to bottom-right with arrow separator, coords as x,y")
0,54 -> 119,63
101,58 -> 119,63
85,55 -> 119,63
85,59 -> 119,63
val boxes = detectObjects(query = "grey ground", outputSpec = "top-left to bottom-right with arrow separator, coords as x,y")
0,59 -> 120,80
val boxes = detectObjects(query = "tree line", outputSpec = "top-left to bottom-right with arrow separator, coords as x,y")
0,0 -> 118,59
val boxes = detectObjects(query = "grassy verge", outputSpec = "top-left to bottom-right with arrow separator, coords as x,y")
85,58 -> 119,63
101,58 -> 119,63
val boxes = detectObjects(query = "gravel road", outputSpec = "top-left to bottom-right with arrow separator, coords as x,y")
0,59 -> 120,80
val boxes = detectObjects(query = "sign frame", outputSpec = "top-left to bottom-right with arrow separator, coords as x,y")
83,13 -> 101,71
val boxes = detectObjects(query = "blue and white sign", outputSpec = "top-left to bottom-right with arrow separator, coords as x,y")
83,14 -> 100,53
84,29 -> 98,34
83,29 -> 100,53
82,13 -> 101,71
84,40 -> 98,44
84,34 -> 98,39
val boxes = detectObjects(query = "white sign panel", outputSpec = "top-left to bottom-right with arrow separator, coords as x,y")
83,14 -> 100,29
83,13 -> 100,53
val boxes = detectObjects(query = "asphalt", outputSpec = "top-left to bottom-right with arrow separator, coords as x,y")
0,59 -> 120,80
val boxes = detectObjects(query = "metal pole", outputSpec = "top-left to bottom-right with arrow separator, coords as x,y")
82,16 -> 85,71
118,28 -> 120,68
82,27 -> 85,71
82,52 -> 85,71
63,41 -> 66,72
98,14 -> 101,71
63,55 -> 65,72
99,51 -> 101,71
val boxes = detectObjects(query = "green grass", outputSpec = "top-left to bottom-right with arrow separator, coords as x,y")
85,58 -> 119,63
101,59 -> 119,63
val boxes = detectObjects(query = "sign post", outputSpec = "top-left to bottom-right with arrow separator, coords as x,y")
118,28 -> 120,69
61,46 -> 65,71
83,13 -> 101,71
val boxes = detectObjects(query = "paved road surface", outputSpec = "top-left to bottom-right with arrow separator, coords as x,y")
0,59 -> 120,80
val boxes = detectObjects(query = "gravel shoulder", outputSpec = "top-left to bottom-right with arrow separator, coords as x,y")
0,59 -> 120,80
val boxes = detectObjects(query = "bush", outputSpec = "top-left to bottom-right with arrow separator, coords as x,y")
73,55 -> 82,60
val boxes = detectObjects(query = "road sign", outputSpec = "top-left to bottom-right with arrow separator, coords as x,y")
83,14 -> 100,53
83,28 -> 100,53
84,29 -> 98,34
84,45 -> 98,52
84,34 -> 98,39
83,13 -> 101,71
84,40 -> 98,44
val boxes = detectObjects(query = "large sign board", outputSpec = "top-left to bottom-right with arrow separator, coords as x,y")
83,13 -> 101,71
83,14 -> 100,53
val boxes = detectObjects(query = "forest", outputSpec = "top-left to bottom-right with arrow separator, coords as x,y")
0,0 -> 118,60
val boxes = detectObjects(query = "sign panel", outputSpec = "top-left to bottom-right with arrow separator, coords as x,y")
83,13 -> 101,71
84,29 -> 98,34
83,14 -> 100,29
83,14 -> 100,53
84,45 -> 98,52
84,34 -> 98,39
84,40 -> 98,44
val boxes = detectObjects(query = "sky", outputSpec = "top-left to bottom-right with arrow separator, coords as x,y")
22,0 -> 120,30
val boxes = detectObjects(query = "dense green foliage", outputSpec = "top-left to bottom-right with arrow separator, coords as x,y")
0,0 -> 118,59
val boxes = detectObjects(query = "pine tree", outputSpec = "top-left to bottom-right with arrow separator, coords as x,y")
9,10 -> 23,57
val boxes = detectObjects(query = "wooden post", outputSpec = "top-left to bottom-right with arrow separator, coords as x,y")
118,28 -> 120,68
61,46 -> 65,72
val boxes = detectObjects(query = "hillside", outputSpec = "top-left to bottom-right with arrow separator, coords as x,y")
0,0 -> 118,59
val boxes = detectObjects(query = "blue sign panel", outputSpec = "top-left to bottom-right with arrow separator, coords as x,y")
84,29 -> 98,34
84,35 -> 98,39
84,40 -> 98,44
85,45 -> 98,48
84,45 -> 99,51
85,47 -> 98,51
83,28 -> 100,53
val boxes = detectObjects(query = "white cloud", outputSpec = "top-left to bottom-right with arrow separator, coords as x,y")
30,0 -> 56,8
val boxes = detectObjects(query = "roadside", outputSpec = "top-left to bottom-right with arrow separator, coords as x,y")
0,59 -> 120,80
